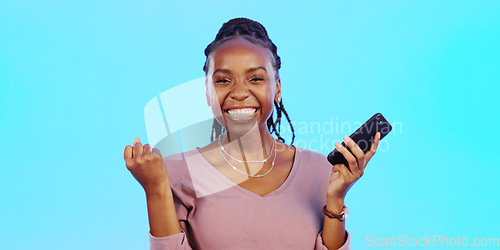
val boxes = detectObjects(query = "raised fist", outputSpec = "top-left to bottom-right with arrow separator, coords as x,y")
123,138 -> 171,196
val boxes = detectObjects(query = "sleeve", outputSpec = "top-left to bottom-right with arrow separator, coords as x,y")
149,230 -> 192,250
315,230 -> 351,250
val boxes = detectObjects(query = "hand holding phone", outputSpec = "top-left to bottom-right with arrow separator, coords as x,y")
327,113 -> 392,167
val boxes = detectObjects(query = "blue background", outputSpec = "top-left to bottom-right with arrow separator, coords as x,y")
1,0 -> 499,249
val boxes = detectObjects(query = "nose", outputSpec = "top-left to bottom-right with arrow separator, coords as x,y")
228,80 -> 250,101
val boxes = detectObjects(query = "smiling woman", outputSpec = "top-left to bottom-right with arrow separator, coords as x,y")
124,17 -> 382,250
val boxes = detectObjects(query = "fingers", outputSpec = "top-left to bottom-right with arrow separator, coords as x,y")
332,164 -> 354,183
329,165 -> 342,184
125,138 -> 143,169
143,143 -> 152,155
124,145 -> 133,162
142,143 -> 155,161
343,136 -> 366,171
126,137 -> 154,162
133,137 -> 144,158
364,132 -> 381,164
343,136 -> 364,159
126,137 -> 159,161
152,147 -> 163,159
335,141 -> 360,175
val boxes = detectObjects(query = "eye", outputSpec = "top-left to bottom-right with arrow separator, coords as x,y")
250,77 -> 264,82
215,78 -> 230,84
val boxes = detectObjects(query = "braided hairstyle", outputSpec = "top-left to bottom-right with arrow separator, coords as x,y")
203,17 -> 295,144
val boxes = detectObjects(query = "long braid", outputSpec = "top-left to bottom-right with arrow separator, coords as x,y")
210,119 -> 224,142
204,18 -> 295,144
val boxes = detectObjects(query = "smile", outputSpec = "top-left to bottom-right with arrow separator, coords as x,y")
226,108 -> 257,119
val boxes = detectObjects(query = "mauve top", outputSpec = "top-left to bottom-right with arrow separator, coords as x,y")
148,146 -> 351,250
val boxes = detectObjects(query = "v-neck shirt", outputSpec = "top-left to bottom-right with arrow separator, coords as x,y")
194,146 -> 298,199
149,146 -> 351,250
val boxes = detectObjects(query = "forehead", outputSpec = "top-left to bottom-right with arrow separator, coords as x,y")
211,37 -> 273,69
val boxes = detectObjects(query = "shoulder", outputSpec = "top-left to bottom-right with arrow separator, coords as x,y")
161,150 -> 200,204
291,146 -> 332,195
162,149 -> 200,184
162,149 -> 195,165
293,146 -> 333,175
295,146 -> 331,166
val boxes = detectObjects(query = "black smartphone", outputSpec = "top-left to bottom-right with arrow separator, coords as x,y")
327,113 -> 392,167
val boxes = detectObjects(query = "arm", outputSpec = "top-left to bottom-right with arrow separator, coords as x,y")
319,198 -> 349,249
146,185 -> 182,237
321,132 -> 381,249
147,187 -> 193,250
124,138 -> 191,249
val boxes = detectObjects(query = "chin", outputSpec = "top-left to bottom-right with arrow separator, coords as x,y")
224,118 -> 260,138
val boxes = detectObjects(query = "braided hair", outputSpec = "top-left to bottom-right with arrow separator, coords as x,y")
204,18 -> 295,144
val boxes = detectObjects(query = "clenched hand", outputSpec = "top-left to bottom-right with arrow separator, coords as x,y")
123,138 -> 171,196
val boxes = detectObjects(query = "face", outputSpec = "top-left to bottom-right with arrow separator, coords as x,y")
205,37 -> 281,137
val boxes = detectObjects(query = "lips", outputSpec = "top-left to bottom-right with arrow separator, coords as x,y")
225,108 -> 257,119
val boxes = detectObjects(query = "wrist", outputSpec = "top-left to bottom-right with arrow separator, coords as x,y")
326,197 -> 345,214
144,183 -> 173,199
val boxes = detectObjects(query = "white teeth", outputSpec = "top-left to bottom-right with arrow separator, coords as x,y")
227,108 -> 256,118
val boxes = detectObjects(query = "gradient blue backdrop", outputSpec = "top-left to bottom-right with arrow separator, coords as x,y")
1,0 -> 499,249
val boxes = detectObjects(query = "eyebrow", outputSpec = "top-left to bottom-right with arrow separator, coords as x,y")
213,66 -> 267,75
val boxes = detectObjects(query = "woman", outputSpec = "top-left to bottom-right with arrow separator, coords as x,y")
124,17 -> 381,250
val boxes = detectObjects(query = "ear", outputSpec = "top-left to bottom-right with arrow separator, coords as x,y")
274,78 -> 282,103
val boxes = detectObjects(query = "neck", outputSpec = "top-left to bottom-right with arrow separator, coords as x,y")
221,123 -> 275,161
